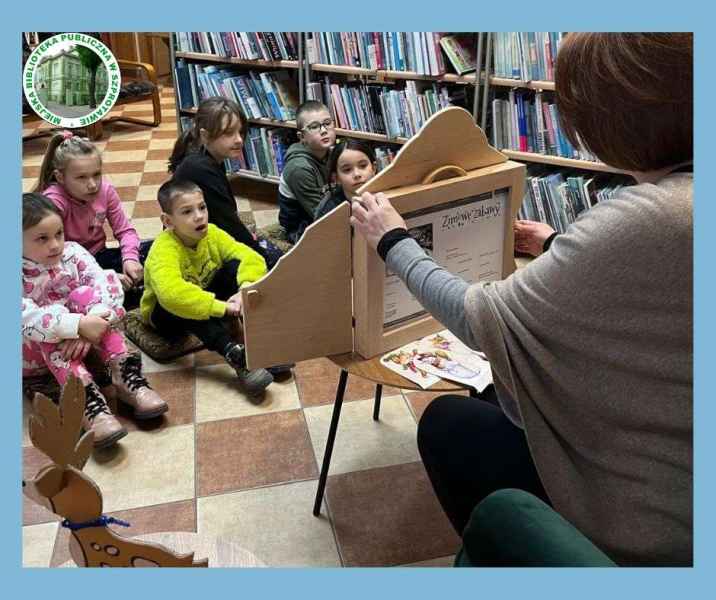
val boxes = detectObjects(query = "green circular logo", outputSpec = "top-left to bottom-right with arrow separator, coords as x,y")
23,33 -> 120,129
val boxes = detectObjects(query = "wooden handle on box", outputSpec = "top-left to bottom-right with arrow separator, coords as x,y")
421,165 -> 468,185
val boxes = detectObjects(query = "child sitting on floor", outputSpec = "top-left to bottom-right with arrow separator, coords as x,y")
22,193 -> 168,449
315,140 -> 377,221
140,179 -> 273,397
37,131 -> 151,308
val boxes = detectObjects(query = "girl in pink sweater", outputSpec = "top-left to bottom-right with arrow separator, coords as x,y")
36,131 -> 151,307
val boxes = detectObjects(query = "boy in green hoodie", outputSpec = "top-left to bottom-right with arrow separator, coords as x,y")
141,179 -> 273,396
278,101 -> 337,243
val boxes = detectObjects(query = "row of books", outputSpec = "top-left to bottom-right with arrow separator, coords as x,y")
306,78 -> 455,139
491,90 -> 596,161
492,32 -> 565,81
518,168 -> 627,233
175,60 -> 300,122
175,32 -> 299,62
305,32 -> 450,76
225,127 -> 294,179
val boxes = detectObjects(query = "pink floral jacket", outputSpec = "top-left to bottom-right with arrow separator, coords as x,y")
22,241 -> 125,347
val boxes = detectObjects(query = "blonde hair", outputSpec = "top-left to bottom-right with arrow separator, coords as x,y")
34,132 -> 101,192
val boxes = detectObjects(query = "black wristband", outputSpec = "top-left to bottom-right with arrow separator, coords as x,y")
377,228 -> 411,261
542,232 -> 559,252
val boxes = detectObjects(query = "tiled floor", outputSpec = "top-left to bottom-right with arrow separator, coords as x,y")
21,86 -> 461,567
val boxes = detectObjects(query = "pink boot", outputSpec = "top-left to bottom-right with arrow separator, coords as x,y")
109,354 -> 168,420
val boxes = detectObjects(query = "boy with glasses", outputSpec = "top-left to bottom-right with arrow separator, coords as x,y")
278,101 -> 336,243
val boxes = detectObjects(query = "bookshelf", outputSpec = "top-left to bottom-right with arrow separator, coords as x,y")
170,31 -> 623,189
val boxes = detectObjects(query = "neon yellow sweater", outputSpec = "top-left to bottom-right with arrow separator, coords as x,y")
141,224 -> 267,325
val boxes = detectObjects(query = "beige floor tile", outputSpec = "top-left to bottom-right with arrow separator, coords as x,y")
253,209 -> 280,229
22,522 -> 59,567
23,178 -> 36,192
140,351 -> 195,374
399,555 -> 455,567
136,184 -> 162,201
198,481 -> 340,567
236,198 -> 251,213
121,201 -> 135,218
23,154 -> 44,166
142,159 -> 169,173
105,172 -> 143,187
149,138 -> 176,150
158,122 -> 180,131
304,395 -> 419,476
107,129 -> 153,140
132,217 -> 164,239
84,425 -> 195,512
103,150 -> 148,163
195,364 -> 300,422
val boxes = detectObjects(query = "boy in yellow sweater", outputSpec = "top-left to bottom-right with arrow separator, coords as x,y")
141,179 -> 272,395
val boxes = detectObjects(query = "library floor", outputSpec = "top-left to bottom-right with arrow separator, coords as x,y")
21,86 -> 461,567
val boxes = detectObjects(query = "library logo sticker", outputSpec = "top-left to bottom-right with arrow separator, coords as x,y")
23,34 -> 120,128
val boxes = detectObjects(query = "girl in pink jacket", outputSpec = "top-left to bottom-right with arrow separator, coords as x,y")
22,193 -> 167,449
36,131 -> 151,307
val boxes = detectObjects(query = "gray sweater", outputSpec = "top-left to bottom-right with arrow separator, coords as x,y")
386,173 -> 692,566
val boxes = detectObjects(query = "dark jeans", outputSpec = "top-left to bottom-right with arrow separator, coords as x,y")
95,240 -> 153,310
277,190 -> 311,244
150,260 -> 240,354
417,386 -> 550,536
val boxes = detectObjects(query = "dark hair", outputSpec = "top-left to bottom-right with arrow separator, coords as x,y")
157,179 -> 202,213
34,132 -> 101,192
555,32 -> 692,172
296,100 -> 330,129
23,192 -> 61,230
168,97 -> 247,172
327,140 -> 377,180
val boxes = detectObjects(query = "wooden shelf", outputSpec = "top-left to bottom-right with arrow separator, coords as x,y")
335,127 -> 408,144
489,77 -> 555,91
310,63 -> 476,85
180,108 -> 297,130
228,169 -> 280,184
501,150 -> 626,174
175,51 -> 299,70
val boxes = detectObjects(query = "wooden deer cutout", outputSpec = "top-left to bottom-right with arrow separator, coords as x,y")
23,376 -> 208,567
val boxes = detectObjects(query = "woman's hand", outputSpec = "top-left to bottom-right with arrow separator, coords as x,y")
349,192 -> 407,251
514,220 -> 556,257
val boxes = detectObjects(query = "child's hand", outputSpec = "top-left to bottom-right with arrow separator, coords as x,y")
59,337 -> 92,361
123,260 -> 144,286
118,273 -> 133,291
225,301 -> 242,317
78,314 -> 110,345
514,220 -> 556,257
227,293 -> 243,314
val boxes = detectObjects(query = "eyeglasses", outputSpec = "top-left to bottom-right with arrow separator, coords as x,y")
302,118 -> 334,133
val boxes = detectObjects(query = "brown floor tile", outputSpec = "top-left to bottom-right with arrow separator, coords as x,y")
131,200 -> 162,219
122,109 -> 157,118
102,161 -> 147,174
114,186 -> 139,202
23,165 -> 40,178
114,368 -> 195,432
196,411 -> 317,496
152,129 -> 180,139
23,446 -> 60,526
405,390 -> 469,422
294,358 -> 399,407
194,349 -> 225,367
327,462 -> 460,566
104,139 -> 152,152
146,149 -> 172,161
248,197 -> 278,211
140,171 -> 171,186
50,499 -> 196,567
